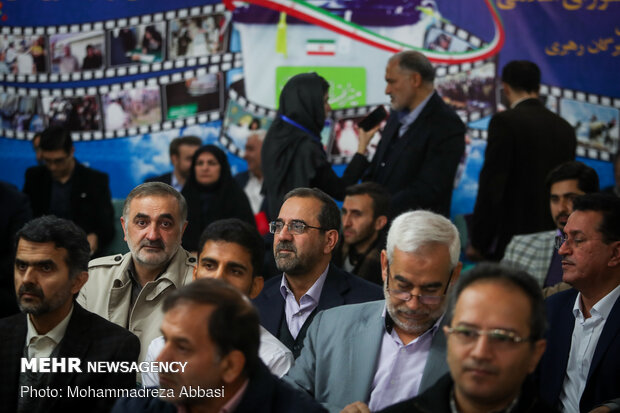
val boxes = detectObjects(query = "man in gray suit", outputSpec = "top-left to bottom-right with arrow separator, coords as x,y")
284,210 -> 462,412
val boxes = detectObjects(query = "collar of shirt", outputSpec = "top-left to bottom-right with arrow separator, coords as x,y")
397,90 -> 434,137
170,173 -> 183,193
279,264 -> 329,306
219,379 -> 249,413
26,304 -> 74,358
450,387 -> 520,413
573,283 -> 620,322
381,305 -> 443,344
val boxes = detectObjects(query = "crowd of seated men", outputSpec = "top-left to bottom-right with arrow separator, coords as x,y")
1,53 -> 619,413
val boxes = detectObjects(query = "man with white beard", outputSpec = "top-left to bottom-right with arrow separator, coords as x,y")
284,210 -> 462,413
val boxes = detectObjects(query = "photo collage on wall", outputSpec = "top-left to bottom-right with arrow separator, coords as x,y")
0,9 -> 232,136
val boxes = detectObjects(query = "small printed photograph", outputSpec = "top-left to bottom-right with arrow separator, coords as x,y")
560,97 -> 619,154
109,23 -> 166,66
49,31 -> 105,74
436,62 -> 496,116
168,13 -> 231,59
0,34 -> 48,75
328,115 -> 385,163
221,97 -> 273,151
423,27 -> 473,53
42,96 -> 101,131
164,73 -> 222,121
102,86 -> 162,131
0,93 -> 46,132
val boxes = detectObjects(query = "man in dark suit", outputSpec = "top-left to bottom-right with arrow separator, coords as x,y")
112,278 -> 326,413
234,131 -> 267,216
468,60 -> 577,261
361,50 -> 465,218
253,187 -> 383,358
22,126 -> 115,257
0,216 -> 140,413
145,135 -> 201,192
537,194 -> 620,412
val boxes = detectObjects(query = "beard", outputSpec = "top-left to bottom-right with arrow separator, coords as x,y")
18,282 -> 72,316
383,279 -> 445,336
274,241 -> 313,275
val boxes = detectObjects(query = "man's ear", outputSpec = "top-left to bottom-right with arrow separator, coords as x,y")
409,71 -> 422,88
249,276 -> 264,299
323,229 -> 339,254
608,241 -> 620,267
72,271 -> 89,295
375,215 -> 388,232
380,249 -> 388,283
180,220 -> 188,236
120,216 -> 128,242
528,339 -> 547,374
220,350 -> 246,384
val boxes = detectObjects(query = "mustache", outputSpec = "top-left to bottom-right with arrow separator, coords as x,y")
275,241 -> 296,254
140,239 -> 165,249
396,307 -> 430,317
462,360 -> 500,375
555,213 -> 569,221
18,283 -> 44,299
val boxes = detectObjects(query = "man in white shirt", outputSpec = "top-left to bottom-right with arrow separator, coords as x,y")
537,193 -> 620,412
234,131 -> 266,215
142,218 -> 293,386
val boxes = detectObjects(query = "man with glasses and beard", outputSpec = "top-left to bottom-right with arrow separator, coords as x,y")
283,210 -> 462,413
252,187 -> 382,359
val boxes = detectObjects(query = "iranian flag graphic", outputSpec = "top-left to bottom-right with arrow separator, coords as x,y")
306,39 -> 336,56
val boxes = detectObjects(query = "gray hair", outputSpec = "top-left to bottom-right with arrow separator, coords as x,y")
123,182 -> 188,225
386,210 -> 460,268
389,51 -> 435,84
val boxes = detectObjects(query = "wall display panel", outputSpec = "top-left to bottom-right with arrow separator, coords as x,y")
42,95 -> 102,132
163,72 -> 222,121
50,31 -> 105,74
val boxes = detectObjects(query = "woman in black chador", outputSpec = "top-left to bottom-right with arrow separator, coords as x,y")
261,72 -> 374,219
181,145 -> 255,252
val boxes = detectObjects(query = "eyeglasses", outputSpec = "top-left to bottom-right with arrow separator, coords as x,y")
554,234 -> 604,250
269,220 -> 328,235
385,264 -> 451,305
444,325 -> 530,350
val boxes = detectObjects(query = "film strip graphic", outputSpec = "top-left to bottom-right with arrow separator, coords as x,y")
219,89 -> 277,156
0,58 -> 242,141
0,3 -> 232,83
329,104 -> 382,165
540,84 -> 619,161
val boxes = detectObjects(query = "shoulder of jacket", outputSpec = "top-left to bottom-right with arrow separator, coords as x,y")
89,253 -> 127,269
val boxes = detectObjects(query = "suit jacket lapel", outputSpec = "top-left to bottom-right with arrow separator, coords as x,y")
377,93 -> 438,183
316,266 -> 348,311
419,315 -> 449,393
261,280 -> 286,336
588,294 -> 620,382
50,304 -> 90,389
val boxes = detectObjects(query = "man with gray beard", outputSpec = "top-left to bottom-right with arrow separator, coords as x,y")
283,210 -> 462,413
252,187 -> 382,358
78,182 -> 195,363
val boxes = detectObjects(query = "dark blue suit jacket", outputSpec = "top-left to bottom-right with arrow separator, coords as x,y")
112,361 -> 327,413
252,265 -> 383,338
537,288 -> 620,412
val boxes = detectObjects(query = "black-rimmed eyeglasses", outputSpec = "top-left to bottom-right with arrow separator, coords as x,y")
269,220 -> 328,235
385,264 -> 452,305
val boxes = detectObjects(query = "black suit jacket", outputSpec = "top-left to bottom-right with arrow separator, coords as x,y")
364,92 -> 465,218
0,302 -> 140,413
144,172 -> 172,186
111,361 -> 327,413
234,170 -> 268,214
252,265 -> 383,338
22,162 -> 115,255
537,289 -> 620,412
471,98 -> 576,260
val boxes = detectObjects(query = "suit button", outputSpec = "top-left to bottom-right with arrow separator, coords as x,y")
114,255 -> 122,262
189,257 -> 196,263
380,162 -> 386,167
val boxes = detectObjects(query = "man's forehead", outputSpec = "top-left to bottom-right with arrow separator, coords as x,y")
200,241 -> 252,267
565,210 -> 602,234
344,194 -> 373,210
550,179 -> 582,195
129,195 -> 180,217
279,196 -> 322,221
390,245 -> 452,283
16,239 -> 67,262
163,302 -> 214,339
